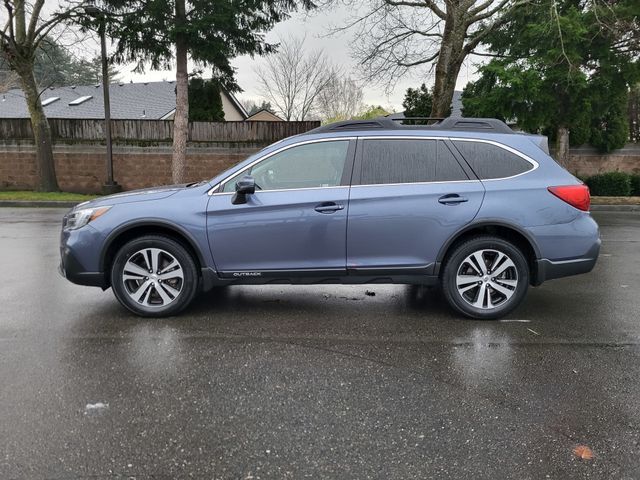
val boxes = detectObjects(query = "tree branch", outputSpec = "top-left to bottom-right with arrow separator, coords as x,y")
26,0 -> 45,42
468,0 -> 500,18
31,10 -> 76,44
383,0 -> 446,20
469,0 -> 513,24
3,0 -> 15,43
398,50 -> 439,67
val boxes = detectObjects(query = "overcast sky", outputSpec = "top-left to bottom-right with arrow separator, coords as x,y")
104,5 -> 482,112
4,1 -> 481,110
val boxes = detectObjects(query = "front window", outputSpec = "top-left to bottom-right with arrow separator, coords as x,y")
223,141 -> 350,192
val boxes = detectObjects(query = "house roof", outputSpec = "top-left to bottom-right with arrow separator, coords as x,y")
0,80 -> 247,120
245,109 -> 283,122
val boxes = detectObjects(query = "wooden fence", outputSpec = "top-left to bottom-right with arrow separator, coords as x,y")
0,118 -> 320,143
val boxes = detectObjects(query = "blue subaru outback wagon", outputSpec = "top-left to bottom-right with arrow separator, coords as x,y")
60,116 -> 600,319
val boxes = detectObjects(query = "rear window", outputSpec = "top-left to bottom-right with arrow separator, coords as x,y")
360,139 -> 468,185
452,140 -> 533,179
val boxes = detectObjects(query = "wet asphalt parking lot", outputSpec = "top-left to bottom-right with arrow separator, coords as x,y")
0,208 -> 639,479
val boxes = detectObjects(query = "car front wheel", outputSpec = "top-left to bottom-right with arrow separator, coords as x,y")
442,235 -> 529,320
111,235 -> 199,317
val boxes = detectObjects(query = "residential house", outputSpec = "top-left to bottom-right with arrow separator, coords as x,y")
0,80 -> 249,121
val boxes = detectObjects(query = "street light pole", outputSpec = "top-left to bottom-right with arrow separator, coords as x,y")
86,1 -> 121,194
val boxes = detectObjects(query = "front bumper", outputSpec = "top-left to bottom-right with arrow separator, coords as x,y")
59,244 -> 107,287
59,218 -> 108,288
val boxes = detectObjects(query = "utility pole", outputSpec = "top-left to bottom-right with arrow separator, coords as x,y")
85,0 -> 121,194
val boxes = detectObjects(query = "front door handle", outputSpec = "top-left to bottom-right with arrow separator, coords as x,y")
315,202 -> 344,213
438,194 -> 469,205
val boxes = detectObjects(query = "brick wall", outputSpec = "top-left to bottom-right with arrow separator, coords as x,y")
563,145 -> 640,177
0,142 -> 262,193
2,121 -> 638,193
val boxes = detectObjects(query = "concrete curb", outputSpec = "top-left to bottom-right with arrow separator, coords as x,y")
0,200 -> 78,208
590,204 -> 640,212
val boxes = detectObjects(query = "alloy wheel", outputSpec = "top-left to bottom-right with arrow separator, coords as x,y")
455,249 -> 519,310
122,248 -> 184,308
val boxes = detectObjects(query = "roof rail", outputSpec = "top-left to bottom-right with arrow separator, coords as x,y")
307,115 -> 514,135
384,113 -> 445,125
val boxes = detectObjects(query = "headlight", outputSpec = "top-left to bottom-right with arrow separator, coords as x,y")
65,206 -> 112,230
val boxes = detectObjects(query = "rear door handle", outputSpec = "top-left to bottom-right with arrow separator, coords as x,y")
315,202 -> 344,213
438,194 -> 469,205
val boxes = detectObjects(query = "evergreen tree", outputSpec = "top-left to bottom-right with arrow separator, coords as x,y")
188,77 -> 225,122
402,84 -> 450,118
461,0 -> 640,163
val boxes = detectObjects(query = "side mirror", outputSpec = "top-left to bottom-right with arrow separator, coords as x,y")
232,175 -> 256,205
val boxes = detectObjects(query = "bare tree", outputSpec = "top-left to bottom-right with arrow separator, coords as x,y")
316,74 -> 364,121
322,0 -> 530,117
0,1 -> 81,191
255,36 -> 335,121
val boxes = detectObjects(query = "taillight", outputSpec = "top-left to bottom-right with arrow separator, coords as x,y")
547,185 -> 590,211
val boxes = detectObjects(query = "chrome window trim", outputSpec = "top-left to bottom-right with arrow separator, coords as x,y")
214,185 -> 349,196
208,134 -> 540,195
214,180 -> 478,194
350,179 -> 481,188
208,137 -> 356,195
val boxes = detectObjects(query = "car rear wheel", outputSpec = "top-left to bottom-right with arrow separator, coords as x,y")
442,235 -> 529,320
111,235 -> 199,317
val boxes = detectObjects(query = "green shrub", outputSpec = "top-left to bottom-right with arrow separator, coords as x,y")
585,172 -> 632,196
630,174 -> 640,196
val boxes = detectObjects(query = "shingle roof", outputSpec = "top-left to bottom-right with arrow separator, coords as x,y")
0,81 -> 180,119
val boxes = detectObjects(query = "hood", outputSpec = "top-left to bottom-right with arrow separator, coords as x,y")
75,184 -> 191,209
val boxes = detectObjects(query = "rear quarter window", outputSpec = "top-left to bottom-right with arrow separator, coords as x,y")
452,140 -> 534,180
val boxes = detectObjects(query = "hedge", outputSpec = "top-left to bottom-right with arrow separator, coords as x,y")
585,172 -> 633,196
631,174 -> 640,196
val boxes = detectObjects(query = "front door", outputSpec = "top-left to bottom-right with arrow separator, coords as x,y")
347,137 -> 485,274
207,139 -> 355,277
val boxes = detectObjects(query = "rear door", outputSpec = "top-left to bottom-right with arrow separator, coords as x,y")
346,137 -> 485,275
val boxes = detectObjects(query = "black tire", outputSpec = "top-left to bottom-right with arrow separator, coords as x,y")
441,235 -> 529,320
111,235 -> 199,317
